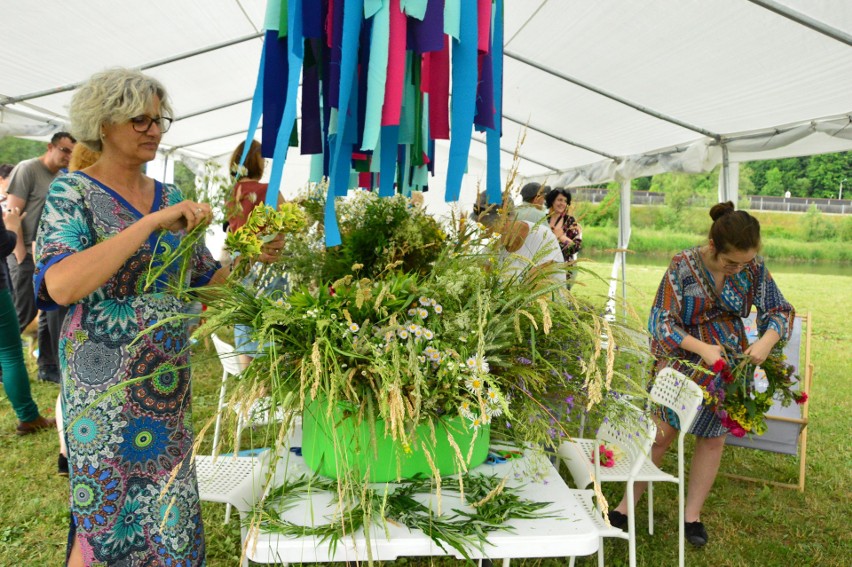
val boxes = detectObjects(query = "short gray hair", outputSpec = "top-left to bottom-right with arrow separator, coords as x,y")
70,68 -> 173,152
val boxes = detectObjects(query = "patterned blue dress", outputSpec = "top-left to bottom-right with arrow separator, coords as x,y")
35,172 -> 219,566
647,247 -> 794,437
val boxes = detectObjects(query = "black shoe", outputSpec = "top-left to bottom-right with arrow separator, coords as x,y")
58,453 -> 69,476
608,510 -> 628,531
37,366 -> 61,384
685,521 -> 708,548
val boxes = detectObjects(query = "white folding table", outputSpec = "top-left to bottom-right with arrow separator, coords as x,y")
223,428 -> 615,565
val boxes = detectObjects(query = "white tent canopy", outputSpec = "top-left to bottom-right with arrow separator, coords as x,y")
3,0 -> 851,206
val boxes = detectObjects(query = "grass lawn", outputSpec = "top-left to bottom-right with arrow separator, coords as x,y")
1,259 -> 849,566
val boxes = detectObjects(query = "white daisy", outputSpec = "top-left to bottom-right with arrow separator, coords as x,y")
465,376 -> 484,394
348,322 -> 360,334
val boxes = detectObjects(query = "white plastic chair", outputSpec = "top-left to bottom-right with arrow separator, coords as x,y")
196,451 -> 271,567
209,334 -> 287,522
558,368 -> 703,567
210,334 -> 248,458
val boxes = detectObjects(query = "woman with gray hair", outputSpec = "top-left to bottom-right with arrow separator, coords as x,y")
34,68 -> 282,566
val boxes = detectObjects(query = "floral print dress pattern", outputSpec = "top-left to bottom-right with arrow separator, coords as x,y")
35,172 -> 219,566
647,247 -> 794,437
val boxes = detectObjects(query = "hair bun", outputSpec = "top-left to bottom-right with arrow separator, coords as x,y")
709,201 -> 736,221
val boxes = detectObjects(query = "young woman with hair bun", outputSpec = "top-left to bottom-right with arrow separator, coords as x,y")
607,201 -> 795,548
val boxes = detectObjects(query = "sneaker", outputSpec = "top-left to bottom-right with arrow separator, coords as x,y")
685,521 -> 708,548
58,453 -> 69,476
16,415 -> 56,436
608,510 -> 628,531
37,366 -> 61,384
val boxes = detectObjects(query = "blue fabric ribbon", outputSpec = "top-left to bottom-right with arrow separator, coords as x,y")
485,0 -> 503,205
238,37 -> 267,168
266,0 -> 304,207
325,0 -> 364,246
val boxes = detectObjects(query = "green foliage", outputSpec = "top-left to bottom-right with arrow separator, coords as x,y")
0,136 -> 45,165
761,167 -> 784,196
840,216 -> 852,242
321,192 -> 446,282
575,186 -> 618,227
801,205 -> 837,241
747,152 -> 851,198
171,161 -> 197,197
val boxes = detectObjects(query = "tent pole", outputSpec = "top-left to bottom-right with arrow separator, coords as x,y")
619,179 -> 632,322
729,162 -> 740,207
719,145 -> 730,203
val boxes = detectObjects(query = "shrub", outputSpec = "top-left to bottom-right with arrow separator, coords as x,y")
801,205 -> 837,242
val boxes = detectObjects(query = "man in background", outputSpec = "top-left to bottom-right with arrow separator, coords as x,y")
4,132 -> 75,383
515,182 -> 549,224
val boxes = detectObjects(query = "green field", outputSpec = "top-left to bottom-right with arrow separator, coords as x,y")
1,259 -> 849,566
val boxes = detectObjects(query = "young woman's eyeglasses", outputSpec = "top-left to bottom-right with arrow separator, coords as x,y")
129,115 -> 173,134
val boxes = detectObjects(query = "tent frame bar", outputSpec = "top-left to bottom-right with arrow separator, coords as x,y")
746,0 -> 852,47
470,136 -> 559,172
504,50 -> 721,141
502,113 -> 619,160
174,97 -> 254,122
1,32 -> 264,106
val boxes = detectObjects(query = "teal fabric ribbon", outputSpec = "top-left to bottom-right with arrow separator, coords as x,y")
444,0 -> 477,201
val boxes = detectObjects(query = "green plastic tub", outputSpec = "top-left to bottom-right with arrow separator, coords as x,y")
302,399 -> 490,482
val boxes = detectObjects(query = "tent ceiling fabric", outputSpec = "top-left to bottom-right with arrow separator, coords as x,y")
2,0 -> 851,187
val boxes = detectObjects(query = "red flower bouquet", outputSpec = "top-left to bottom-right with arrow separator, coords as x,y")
703,345 -> 804,436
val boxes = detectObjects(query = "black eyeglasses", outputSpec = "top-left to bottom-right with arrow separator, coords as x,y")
54,146 -> 74,155
129,115 -> 173,134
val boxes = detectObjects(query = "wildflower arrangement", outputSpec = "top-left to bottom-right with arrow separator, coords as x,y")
199,190 -> 644,462
703,346 -> 805,437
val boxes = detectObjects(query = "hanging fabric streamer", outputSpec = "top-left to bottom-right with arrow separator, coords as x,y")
485,0 -> 504,205
247,0 -> 501,246
238,42 -> 266,169
444,0 -> 478,202
266,0 -> 304,207
325,0 -> 364,246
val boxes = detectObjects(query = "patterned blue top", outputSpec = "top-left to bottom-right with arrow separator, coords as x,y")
34,171 -> 219,566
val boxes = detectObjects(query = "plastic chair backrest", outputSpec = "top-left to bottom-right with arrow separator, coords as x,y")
597,400 -> 657,468
650,368 -> 703,432
211,334 -> 245,377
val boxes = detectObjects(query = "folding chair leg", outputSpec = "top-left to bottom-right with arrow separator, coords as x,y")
627,482 -> 637,567
678,436 -> 686,567
648,481 -> 654,535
